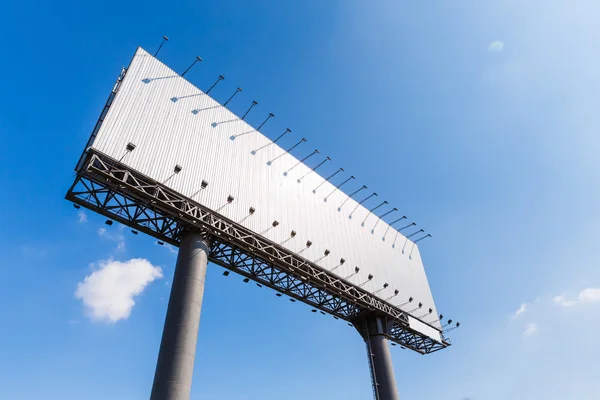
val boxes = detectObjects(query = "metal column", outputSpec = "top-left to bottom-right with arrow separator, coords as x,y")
362,315 -> 400,400
150,232 -> 210,400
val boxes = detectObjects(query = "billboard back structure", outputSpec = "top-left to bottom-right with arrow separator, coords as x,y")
67,48 -> 449,353
67,45 -> 454,399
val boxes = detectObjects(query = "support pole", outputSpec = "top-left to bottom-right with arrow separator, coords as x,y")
360,315 -> 400,400
150,232 -> 210,400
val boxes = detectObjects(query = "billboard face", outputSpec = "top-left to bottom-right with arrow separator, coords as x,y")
87,47 -> 441,339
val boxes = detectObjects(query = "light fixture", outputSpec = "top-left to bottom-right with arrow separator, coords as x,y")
105,220 -> 113,226
201,180 -> 208,189
320,311 -> 325,315
368,274 -> 373,280
276,293 -> 282,297
272,220 -> 279,227
311,309 -> 317,313
181,56 -> 202,77
227,195 -> 234,203
243,278 -> 249,283
290,298 -> 296,302
131,230 -> 138,235
223,271 -> 230,276
158,241 -> 164,245
306,240 -> 312,247
249,207 -> 256,215
206,75 -> 224,94
383,283 -> 389,289
174,164 -> 182,174
290,230 -> 296,237
126,142 -> 136,152
256,283 -> 262,288
154,35 -> 169,57
73,204 -> 80,209
242,100 -> 258,120
340,258 -> 346,265
409,297 -> 414,302
224,87 -> 242,107
354,266 -> 360,273
324,249 -> 330,256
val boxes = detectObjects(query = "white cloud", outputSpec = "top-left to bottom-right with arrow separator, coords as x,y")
488,40 -> 504,52
513,303 -> 528,318
554,288 -> 600,307
75,258 -> 163,323
77,211 -> 88,223
524,323 -> 538,337
97,227 -> 126,252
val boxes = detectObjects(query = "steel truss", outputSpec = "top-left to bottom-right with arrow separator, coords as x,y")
66,150 -> 450,354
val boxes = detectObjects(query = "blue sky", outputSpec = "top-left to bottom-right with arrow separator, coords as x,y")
1,1 -> 599,399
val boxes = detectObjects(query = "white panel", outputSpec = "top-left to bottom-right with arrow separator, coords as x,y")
88,47 -> 442,338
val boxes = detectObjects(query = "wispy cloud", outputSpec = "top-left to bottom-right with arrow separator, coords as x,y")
488,40 -> 504,52
513,303 -> 528,318
77,210 -> 88,223
524,323 -> 538,337
97,227 -> 126,252
553,288 -> 600,307
75,258 -> 163,323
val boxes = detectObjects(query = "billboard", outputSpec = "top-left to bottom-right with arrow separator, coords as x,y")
83,47 -> 442,340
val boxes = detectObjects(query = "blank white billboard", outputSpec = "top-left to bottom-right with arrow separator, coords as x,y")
86,47 -> 442,340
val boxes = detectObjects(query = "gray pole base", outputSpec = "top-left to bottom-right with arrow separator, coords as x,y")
363,316 -> 400,400
150,232 -> 210,400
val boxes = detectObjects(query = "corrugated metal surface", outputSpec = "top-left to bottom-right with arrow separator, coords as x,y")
90,47 -> 442,337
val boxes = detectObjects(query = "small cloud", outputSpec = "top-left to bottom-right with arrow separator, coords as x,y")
488,41 -> 504,52
77,211 -> 88,223
513,303 -> 528,318
554,288 -> 600,307
75,258 -> 163,323
524,323 -> 538,337
97,227 -> 125,252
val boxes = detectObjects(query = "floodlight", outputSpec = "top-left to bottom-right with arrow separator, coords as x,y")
131,230 -> 138,235
126,142 -> 136,152
355,266 -> 360,273
243,278 -> 249,283
311,309 -> 317,313
394,289 -> 399,295
391,343 -> 397,346
105,220 -> 113,226
73,203 -> 80,209
227,195 -> 234,203
320,311 -> 325,315
276,293 -> 282,297
306,240 -> 312,247
158,241 -> 164,245
418,302 -> 423,308
223,271 -> 229,276
340,258 -> 345,265
409,297 -> 413,302
447,319 -> 453,325
272,220 -> 279,227
456,322 -> 460,327
201,180 -> 208,189
324,249 -> 330,256
428,308 -> 433,313
383,283 -> 389,288
174,165 -> 182,174
439,314 -> 444,320
256,283 -> 262,288
290,298 -> 296,302
368,274 -> 373,280
249,207 -> 256,215
290,230 -> 296,237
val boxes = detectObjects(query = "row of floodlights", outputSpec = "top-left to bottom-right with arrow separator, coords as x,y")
73,203 -> 459,333
150,36 -> 430,242
220,270 -> 460,333
118,141 -> 431,252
